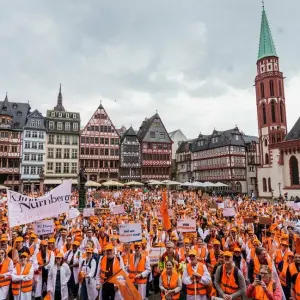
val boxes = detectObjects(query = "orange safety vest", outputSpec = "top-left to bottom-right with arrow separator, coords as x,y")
99,235 -> 109,250
295,272 -> 300,300
29,244 -> 35,256
220,265 -> 239,296
196,247 -> 207,262
127,254 -> 147,284
186,263 -> 207,295
253,256 -> 272,281
0,258 -> 11,287
12,263 -> 33,295
160,270 -> 180,300
279,260 -> 289,287
208,250 -> 217,273
36,250 -> 51,274
99,256 -> 120,283
275,249 -> 288,265
254,280 -> 274,300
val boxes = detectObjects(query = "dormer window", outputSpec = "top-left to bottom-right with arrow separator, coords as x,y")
30,121 -> 35,127
235,135 -> 239,140
66,113 -> 69,118
3,107 -> 7,111
12,103 -> 17,109
17,111 -> 22,116
58,113 -> 62,118
51,112 -> 55,117
72,114 -> 76,119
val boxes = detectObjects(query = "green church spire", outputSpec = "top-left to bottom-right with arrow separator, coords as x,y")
258,5 -> 278,60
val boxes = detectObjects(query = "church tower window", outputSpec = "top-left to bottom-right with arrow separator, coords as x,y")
271,100 -> 276,123
262,104 -> 267,125
260,82 -> 265,98
269,80 -> 274,96
290,156 -> 299,186
262,178 -> 267,192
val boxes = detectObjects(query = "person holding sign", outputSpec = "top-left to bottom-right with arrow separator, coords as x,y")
182,249 -> 211,300
159,260 -> 182,300
0,249 -> 13,300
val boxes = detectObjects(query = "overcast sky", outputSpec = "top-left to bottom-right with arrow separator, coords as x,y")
1,0 -> 300,139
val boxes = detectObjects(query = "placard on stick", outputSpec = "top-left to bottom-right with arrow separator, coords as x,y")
243,217 -> 254,224
259,217 -> 272,225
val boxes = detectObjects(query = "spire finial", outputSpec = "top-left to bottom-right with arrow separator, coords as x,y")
54,83 -> 65,111
262,0 -> 264,8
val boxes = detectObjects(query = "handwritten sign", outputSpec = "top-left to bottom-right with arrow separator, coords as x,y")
134,200 -> 142,209
259,217 -> 272,225
177,218 -> 196,232
68,207 -> 80,219
177,199 -> 185,205
83,208 -> 94,217
34,220 -> 54,235
119,223 -> 142,243
148,247 -> 166,265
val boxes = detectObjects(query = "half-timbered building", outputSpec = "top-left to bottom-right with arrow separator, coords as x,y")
80,104 -> 120,182
119,126 -> 141,181
137,113 -> 172,181
0,94 -> 30,191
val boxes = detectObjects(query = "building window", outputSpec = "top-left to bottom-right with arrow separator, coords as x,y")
72,136 -> 78,145
278,80 -> 282,97
48,148 -> 54,158
25,142 -> 30,149
32,131 -> 37,138
31,154 -> 37,161
55,163 -> 61,173
24,154 -> 30,161
63,163 -> 69,173
263,178 -> 267,192
58,113 -> 62,118
57,122 -> 63,130
72,114 -> 77,119
290,155 -> 299,185
38,132 -> 44,139
150,131 -> 155,138
48,135 -> 54,144
269,80 -> 274,96
264,139 -> 268,147
47,162 -> 53,171
25,131 -> 31,138
65,122 -> 70,131
262,103 -> 267,125
271,100 -> 276,123
31,166 -> 36,175
24,166 -> 30,174
38,143 -> 43,150
51,112 -> 55,117
66,113 -> 69,118
265,153 -> 269,164
56,135 -> 62,144
73,123 -> 78,131
260,82 -> 265,98
159,132 -> 165,139
105,148 -> 109,155
38,154 -> 43,161
64,136 -> 70,145
36,120 -> 41,127
280,101 -> 284,123
268,177 -> 272,192
71,163 -> 77,173
64,149 -> 70,159
32,142 -> 37,149
56,148 -> 62,159
30,120 -> 35,127
49,122 -> 54,130
72,149 -> 78,159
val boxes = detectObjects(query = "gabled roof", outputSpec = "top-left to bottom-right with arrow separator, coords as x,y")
285,117 -> 300,141
0,94 -> 14,117
176,139 -> 197,154
120,126 -> 138,143
258,6 -> 277,60
24,109 -> 46,130
137,113 -> 159,141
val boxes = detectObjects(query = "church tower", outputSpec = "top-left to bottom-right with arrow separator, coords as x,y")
255,5 -> 287,167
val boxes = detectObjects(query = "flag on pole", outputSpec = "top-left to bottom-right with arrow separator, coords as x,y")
108,269 -> 142,300
160,190 -> 171,231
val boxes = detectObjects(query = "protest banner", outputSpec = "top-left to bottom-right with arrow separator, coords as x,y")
177,218 -> 196,232
34,219 -> 54,235
209,202 -> 218,209
7,180 -> 72,227
293,203 -> 300,211
109,202 -> 116,211
112,205 -> 125,215
244,217 -> 254,223
119,223 -> 142,243
133,200 -> 142,209
223,208 -> 236,217
148,247 -> 166,264
83,208 -> 95,217
259,216 -> 272,225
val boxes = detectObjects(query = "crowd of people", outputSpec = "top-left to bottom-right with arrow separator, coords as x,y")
0,187 -> 300,300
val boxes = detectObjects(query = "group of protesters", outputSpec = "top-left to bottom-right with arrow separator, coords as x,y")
0,187 -> 300,299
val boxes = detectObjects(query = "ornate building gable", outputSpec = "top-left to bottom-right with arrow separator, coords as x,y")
24,109 -> 46,130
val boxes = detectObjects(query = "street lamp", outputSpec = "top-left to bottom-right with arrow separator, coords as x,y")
278,182 -> 282,198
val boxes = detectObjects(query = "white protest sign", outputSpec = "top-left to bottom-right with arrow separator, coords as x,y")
293,203 -> 300,211
113,192 -> 120,199
134,200 -> 142,209
223,207 -> 236,217
177,218 -> 196,232
109,202 -> 116,211
119,223 -> 142,243
7,180 -> 72,227
83,208 -> 95,217
217,203 -> 225,209
284,221 -> 296,227
68,207 -> 80,219
177,199 -> 185,205
149,247 -> 166,265
287,201 -> 294,208
34,219 -> 54,235
112,204 -> 125,215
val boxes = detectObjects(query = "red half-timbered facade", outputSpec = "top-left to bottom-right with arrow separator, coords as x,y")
80,104 -> 120,182
0,95 -> 30,191
137,113 -> 172,181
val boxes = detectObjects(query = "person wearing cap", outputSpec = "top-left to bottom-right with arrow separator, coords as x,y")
127,241 -> 151,299
150,223 -> 165,247
278,250 -> 294,299
159,242 -> 180,272
28,234 -> 39,256
224,228 -> 245,253
0,248 -> 13,299
48,238 -> 60,257
78,247 -> 98,300
55,228 -> 68,250
182,249 -> 211,300
206,240 -> 221,274
274,240 -> 289,268
8,237 -> 30,265
97,243 -> 125,300
214,251 -> 246,300
11,252 -> 34,300
246,265 -> 282,300
0,237 -> 11,255
64,240 -> 82,298
47,252 -> 71,300
203,226 -> 221,246
232,247 -> 248,283
97,227 -> 109,251
194,239 -> 208,263
34,240 -> 55,300
80,228 -> 101,252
